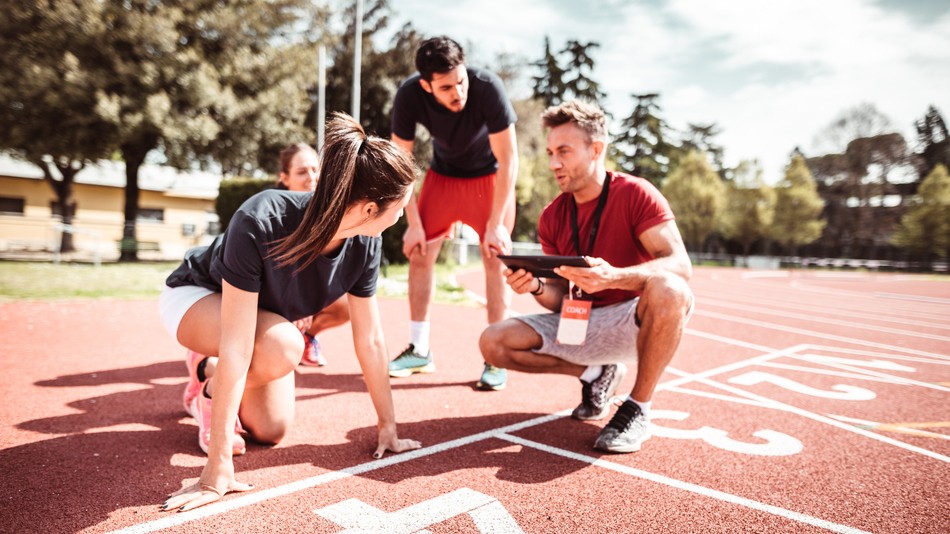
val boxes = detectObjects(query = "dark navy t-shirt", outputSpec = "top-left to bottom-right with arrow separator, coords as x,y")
391,66 -> 517,178
166,189 -> 380,322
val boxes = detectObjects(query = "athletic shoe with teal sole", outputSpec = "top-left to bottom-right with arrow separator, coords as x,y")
389,344 -> 435,377
476,363 -> 507,391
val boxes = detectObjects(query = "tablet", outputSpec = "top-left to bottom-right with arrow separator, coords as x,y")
497,255 -> 590,279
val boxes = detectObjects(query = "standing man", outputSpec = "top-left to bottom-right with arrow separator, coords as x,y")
388,36 -> 518,391
479,100 -> 693,452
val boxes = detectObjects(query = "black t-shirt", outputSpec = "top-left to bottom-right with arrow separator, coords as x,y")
165,189 -> 380,322
391,66 -> 517,178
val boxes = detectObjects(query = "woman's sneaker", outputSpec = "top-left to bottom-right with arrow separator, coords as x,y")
594,399 -> 651,453
191,390 -> 246,456
182,350 -> 206,416
571,363 -> 627,420
300,333 -> 327,367
388,344 -> 435,377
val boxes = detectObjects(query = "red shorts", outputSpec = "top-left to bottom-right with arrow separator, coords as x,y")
417,169 -> 515,242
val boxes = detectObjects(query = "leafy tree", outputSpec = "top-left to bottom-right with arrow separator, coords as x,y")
531,37 -> 567,107
613,93 -> 675,187
661,150 -> 725,251
325,0 -> 422,139
771,156 -> 825,255
511,98 -> 560,242
807,132 -> 910,258
718,160 -> 775,257
914,105 -> 950,179
1,0 -> 322,261
0,2 -> 120,252
892,164 -> 950,259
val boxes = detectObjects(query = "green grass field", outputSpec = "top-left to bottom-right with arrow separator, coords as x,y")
0,260 -> 477,305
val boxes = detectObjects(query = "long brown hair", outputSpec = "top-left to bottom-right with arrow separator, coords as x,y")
270,113 -> 414,270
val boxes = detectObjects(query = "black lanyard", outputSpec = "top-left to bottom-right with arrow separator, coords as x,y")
570,174 -> 611,257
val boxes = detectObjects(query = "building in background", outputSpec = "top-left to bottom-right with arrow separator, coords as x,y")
0,154 -> 220,262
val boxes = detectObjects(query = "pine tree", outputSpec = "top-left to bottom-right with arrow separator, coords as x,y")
531,37 -> 567,107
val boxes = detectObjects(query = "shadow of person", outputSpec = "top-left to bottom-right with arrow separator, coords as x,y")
5,362 -> 602,532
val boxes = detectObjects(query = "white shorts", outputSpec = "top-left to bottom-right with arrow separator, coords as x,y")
159,285 -> 215,341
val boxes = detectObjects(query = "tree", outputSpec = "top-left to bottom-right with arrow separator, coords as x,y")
1,0 -> 323,261
531,37 -> 567,107
914,105 -> 950,180
560,40 -> 606,104
325,1 -> 422,139
0,2 -> 120,252
661,150 -> 725,251
718,160 -> 775,257
679,122 -> 726,178
807,132 -> 910,258
892,164 -> 950,260
511,98 -> 560,242
612,93 -> 675,187
771,156 -> 825,255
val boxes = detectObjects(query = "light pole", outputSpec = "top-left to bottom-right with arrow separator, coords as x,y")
351,0 -> 362,122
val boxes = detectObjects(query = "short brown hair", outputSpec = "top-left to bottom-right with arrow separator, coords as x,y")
541,99 -> 607,144
415,36 -> 465,81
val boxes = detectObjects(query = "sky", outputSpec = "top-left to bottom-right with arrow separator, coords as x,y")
380,0 -> 950,183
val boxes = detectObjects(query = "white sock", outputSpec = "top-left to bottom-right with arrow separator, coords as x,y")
410,321 -> 430,355
626,395 -> 652,418
579,365 -> 603,383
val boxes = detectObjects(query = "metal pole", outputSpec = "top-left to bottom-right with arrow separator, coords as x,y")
351,0 -> 362,121
317,44 -> 326,150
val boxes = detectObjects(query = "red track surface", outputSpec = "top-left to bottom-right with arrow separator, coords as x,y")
1,267 -> 948,533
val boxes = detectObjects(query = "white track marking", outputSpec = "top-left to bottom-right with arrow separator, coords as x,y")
496,434 -> 869,534
664,368 -> 950,464
695,309 -> 949,360
699,297 -> 950,341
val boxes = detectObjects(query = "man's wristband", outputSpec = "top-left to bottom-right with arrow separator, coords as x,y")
530,279 -> 545,296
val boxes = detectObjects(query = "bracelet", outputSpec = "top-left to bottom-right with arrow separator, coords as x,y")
530,278 -> 545,296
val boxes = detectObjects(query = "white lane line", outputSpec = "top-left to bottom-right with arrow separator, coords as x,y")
694,309 -> 949,360
699,298 -> 950,341
496,433 -> 871,534
759,361 -> 950,392
108,413 -> 567,534
874,292 -> 950,305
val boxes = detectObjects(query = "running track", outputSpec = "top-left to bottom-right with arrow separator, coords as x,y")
0,267 -> 947,533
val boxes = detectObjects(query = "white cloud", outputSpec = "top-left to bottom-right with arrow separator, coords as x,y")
385,0 -> 950,182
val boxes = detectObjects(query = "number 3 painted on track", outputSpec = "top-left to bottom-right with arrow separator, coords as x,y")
652,410 -> 803,456
728,371 -> 876,401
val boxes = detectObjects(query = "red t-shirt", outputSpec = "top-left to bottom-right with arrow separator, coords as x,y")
538,171 -> 674,307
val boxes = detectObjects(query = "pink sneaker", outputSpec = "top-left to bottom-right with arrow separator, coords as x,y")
300,334 -> 327,367
191,391 -> 247,456
182,350 -> 206,416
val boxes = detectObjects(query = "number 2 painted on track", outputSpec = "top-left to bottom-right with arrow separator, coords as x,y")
651,410 -> 803,456
728,371 -> 876,401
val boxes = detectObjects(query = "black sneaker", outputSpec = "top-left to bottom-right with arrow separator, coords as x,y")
594,399 -> 651,453
571,363 -> 627,420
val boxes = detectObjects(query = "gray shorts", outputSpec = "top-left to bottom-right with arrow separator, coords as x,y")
514,296 -> 694,366
514,298 -> 642,366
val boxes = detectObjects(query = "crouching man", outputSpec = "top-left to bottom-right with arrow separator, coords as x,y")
479,99 -> 693,453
